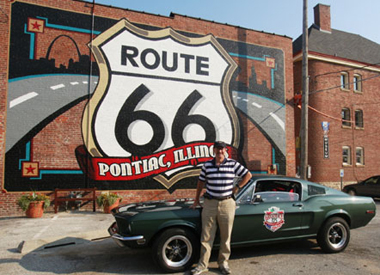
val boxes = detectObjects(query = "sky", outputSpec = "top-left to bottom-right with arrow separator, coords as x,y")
92,0 -> 380,44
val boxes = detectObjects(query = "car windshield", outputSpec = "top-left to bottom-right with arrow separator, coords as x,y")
236,179 -> 302,205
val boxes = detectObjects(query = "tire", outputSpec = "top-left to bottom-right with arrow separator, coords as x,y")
348,189 -> 356,196
152,227 -> 199,273
317,217 -> 350,253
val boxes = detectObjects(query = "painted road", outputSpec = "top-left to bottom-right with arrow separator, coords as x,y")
6,74 -> 98,152
232,90 -> 286,156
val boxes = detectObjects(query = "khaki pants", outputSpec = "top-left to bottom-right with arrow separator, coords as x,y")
198,197 -> 236,268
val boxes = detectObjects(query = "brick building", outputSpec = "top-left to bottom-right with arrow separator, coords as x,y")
0,0 -> 295,216
293,4 -> 380,187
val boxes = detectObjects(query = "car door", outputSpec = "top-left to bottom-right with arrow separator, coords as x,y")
231,179 -> 305,245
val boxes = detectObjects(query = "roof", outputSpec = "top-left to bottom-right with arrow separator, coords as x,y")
293,24 -> 380,65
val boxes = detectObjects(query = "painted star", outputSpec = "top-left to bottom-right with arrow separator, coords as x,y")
25,165 -> 36,174
31,21 -> 41,30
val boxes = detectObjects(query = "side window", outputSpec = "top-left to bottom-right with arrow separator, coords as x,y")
254,192 -> 299,203
236,182 -> 256,205
343,146 -> 351,165
252,180 -> 302,203
353,74 -> 362,92
355,147 -> 364,166
342,108 -> 351,127
355,109 -> 364,128
308,185 -> 326,196
341,72 -> 349,90
363,177 -> 377,185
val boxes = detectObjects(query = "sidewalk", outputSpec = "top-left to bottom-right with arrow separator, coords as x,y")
0,211 -> 115,254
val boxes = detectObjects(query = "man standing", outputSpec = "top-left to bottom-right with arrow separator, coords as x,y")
191,141 -> 252,275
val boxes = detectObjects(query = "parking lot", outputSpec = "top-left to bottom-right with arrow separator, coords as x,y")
0,201 -> 379,275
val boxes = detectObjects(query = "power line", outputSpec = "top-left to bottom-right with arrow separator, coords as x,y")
313,62 -> 380,79
293,60 -> 380,90
309,73 -> 380,95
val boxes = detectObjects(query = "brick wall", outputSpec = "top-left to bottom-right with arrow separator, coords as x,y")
0,0 -> 294,216
294,58 -> 380,186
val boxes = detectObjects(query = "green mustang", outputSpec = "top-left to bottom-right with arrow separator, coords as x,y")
108,176 -> 376,272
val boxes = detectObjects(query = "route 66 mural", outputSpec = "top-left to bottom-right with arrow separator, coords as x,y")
77,19 -> 239,189
4,2 -> 286,192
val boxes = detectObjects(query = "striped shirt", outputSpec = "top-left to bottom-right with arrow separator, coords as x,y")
199,157 -> 249,198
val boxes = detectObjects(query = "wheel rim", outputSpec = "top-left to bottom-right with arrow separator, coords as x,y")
162,235 -> 192,268
328,222 -> 347,249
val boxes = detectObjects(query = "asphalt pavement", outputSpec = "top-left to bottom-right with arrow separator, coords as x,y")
1,204 -> 379,275
0,210 -> 115,254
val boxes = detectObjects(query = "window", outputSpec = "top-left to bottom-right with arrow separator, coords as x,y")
343,146 -> 351,165
308,185 -> 326,196
362,176 -> 379,185
341,72 -> 349,90
237,180 -> 302,204
342,108 -> 351,127
353,74 -> 362,92
253,192 -> 299,203
355,109 -> 364,128
356,147 -> 364,165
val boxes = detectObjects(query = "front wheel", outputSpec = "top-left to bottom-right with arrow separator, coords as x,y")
152,227 -> 199,273
317,217 -> 350,253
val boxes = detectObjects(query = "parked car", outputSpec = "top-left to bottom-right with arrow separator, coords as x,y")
108,175 -> 376,273
343,175 -> 380,197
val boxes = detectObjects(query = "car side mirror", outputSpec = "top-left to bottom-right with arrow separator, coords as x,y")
253,194 -> 263,203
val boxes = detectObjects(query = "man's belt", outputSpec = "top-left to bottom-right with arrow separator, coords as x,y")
204,193 -> 232,201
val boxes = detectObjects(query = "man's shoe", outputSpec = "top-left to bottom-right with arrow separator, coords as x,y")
191,266 -> 208,275
219,263 -> 231,275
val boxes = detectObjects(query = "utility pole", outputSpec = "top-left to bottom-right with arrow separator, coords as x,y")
300,0 -> 309,179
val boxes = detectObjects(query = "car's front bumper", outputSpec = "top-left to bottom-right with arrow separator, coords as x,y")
108,222 -> 146,247
111,233 -> 144,242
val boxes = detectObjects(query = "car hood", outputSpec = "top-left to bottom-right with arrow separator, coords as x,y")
114,198 -> 197,214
